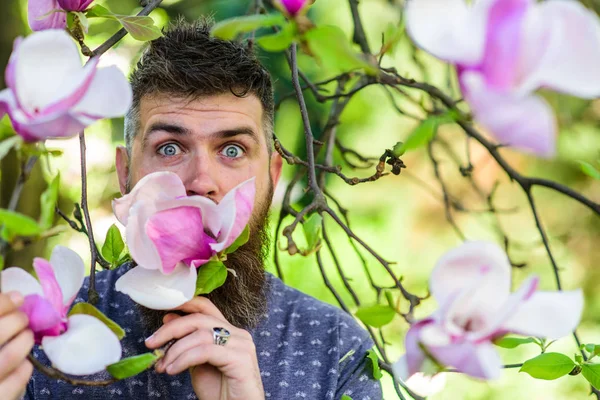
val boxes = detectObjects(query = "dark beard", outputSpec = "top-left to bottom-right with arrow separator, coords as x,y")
136,184 -> 273,333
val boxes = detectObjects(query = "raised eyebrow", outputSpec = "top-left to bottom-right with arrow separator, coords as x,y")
213,127 -> 260,144
142,122 -> 191,148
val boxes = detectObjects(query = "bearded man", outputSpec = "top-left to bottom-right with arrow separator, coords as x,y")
11,18 -> 383,400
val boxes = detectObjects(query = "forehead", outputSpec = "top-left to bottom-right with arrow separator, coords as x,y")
137,92 -> 265,141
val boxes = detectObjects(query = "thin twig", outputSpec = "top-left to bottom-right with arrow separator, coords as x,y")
78,132 -> 100,305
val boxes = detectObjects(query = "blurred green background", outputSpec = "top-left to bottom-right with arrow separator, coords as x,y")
1,0 -> 599,398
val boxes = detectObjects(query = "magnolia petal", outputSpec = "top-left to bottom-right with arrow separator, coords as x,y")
281,0 -> 306,15
11,111 -> 87,141
20,295 -> 64,342
430,240 -> 511,306
42,314 -> 122,375
146,206 -> 215,274
471,275 -> 539,341
57,0 -> 94,11
115,263 -> 196,310
518,0 -> 600,98
0,89 -> 17,119
5,37 -> 21,92
49,246 -> 85,307
429,341 -> 502,379
112,171 -> 186,225
404,372 -> 447,398
126,203 -> 163,271
479,0 -> 530,90
28,0 -> 66,31
403,319 -> 434,377
14,30 -> 92,113
0,267 -> 44,297
210,177 -> 256,252
32,258 -> 63,313
405,0 -> 493,65
72,65 -> 132,120
461,71 -> 556,157
503,289 -> 583,339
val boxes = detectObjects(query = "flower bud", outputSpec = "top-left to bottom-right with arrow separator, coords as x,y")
57,0 -> 94,11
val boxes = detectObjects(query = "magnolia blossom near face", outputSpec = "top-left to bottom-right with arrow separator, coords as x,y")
113,171 -> 256,310
28,0 -> 95,31
406,0 -> 600,157
0,246 -> 121,375
0,30 -> 131,142
393,241 -> 583,380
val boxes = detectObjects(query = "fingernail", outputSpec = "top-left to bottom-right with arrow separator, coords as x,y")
145,334 -> 154,343
9,292 -> 23,306
166,364 -> 173,374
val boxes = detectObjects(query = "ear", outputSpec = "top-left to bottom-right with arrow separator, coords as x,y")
270,152 -> 283,187
115,145 -> 130,195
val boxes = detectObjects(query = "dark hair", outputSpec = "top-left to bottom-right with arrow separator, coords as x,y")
124,17 -> 274,154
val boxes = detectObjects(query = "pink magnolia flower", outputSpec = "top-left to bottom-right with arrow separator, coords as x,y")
113,171 -> 256,310
406,0 -> 600,157
280,0 -> 308,16
0,246 -> 122,375
393,241 -> 583,380
0,30 -> 131,142
28,0 -> 94,31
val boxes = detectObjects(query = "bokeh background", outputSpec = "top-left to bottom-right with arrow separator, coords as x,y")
1,0 -> 599,398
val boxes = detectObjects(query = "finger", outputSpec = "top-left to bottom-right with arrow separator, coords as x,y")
0,329 -> 34,382
146,313 -> 232,349
156,330 -> 246,372
162,313 -> 181,324
0,292 -> 23,317
165,343 -> 251,376
0,360 -> 33,400
0,311 -> 29,346
174,297 -> 226,321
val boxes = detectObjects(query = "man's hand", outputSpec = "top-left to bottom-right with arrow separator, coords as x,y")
145,297 -> 264,400
0,292 -> 34,400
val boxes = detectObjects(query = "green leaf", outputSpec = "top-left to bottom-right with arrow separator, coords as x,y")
256,23 -> 296,52
583,344 -> 600,359
39,174 -> 60,231
519,352 -> 575,380
87,5 -> 162,41
302,213 -> 322,251
355,305 -> 396,328
366,349 -> 383,380
303,25 -> 378,75
582,364 -> 600,389
396,112 -> 458,155
225,225 -> 250,254
102,224 -> 125,265
0,209 -> 42,241
115,15 -> 163,41
0,136 -> 23,161
381,22 -> 404,55
69,302 -> 125,340
0,254 -> 4,273
341,396 -> 353,400
578,161 -> 600,180
195,260 -> 227,295
384,290 -> 395,309
494,336 -> 536,349
211,14 -> 286,40
107,353 -> 158,379
86,4 -> 113,17
72,11 -> 89,32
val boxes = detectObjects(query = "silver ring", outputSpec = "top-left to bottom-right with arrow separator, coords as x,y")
212,327 -> 230,346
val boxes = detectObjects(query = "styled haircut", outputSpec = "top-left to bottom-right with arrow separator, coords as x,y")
124,17 -> 275,154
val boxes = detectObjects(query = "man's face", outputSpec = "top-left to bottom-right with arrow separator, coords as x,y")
116,92 -> 281,208
115,93 -> 283,330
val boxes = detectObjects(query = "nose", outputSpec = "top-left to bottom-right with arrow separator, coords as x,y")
184,153 -> 219,201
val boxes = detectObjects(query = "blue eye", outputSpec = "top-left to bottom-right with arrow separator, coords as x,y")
158,143 -> 181,156
221,144 -> 244,158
